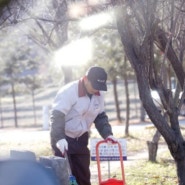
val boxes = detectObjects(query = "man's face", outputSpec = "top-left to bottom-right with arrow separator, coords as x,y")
85,79 -> 99,94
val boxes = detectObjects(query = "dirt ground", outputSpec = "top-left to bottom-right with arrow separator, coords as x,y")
0,117 -> 177,185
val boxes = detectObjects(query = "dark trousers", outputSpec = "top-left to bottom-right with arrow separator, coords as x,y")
53,132 -> 91,185
68,153 -> 91,185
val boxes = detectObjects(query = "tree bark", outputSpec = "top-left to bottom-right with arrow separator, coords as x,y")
155,27 -> 185,88
123,72 -> 130,136
11,82 -> 18,128
147,129 -> 161,162
147,141 -> 158,162
31,89 -> 37,125
114,3 -> 185,183
112,77 -> 122,122
176,158 -> 185,185
140,105 -> 145,122
0,98 -> 3,128
62,66 -> 73,84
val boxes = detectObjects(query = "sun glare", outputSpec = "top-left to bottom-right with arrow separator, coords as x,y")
88,0 -> 107,5
68,2 -> 87,18
79,12 -> 112,31
54,38 -> 93,68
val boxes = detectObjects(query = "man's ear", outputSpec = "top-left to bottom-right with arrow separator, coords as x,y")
83,76 -> 89,88
84,76 -> 88,82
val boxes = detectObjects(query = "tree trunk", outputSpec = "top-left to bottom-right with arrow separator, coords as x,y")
176,158 -> 185,185
0,98 -> 3,128
31,89 -> 37,125
147,129 -> 161,162
140,105 -> 145,122
147,141 -> 158,162
123,72 -> 130,136
155,27 -> 185,88
114,1 -> 185,184
133,79 -> 139,118
11,82 -> 18,128
112,78 -> 122,122
168,139 -> 185,185
62,66 -> 73,84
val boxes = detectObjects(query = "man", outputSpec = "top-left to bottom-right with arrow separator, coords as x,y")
50,66 -> 117,185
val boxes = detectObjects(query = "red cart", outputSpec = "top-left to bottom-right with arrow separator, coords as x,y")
96,140 -> 126,185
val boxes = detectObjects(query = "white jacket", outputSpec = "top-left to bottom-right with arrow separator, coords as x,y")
52,78 -> 105,138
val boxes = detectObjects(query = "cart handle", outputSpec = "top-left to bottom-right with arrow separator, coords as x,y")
96,140 -> 125,184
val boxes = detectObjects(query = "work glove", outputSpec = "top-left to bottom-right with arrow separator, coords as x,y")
56,139 -> 68,155
106,135 -> 118,143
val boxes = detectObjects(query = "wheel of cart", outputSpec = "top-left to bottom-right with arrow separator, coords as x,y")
96,139 -> 126,185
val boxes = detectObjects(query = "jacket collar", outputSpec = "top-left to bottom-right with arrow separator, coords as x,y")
78,77 -> 100,97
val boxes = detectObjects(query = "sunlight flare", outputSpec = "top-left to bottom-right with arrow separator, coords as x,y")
68,2 -> 87,18
54,37 -> 93,68
79,12 -> 112,31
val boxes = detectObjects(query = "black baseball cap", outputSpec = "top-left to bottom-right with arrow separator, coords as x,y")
86,66 -> 107,91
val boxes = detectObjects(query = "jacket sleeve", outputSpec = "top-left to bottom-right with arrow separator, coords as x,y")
50,110 -> 65,152
94,112 -> 113,139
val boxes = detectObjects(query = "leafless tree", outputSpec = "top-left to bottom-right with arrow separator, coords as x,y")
112,0 -> 185,184
0,0 -> 69,127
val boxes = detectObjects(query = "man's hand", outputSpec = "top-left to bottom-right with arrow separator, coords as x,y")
106,135 -> 118,143
56,139 -> 68,154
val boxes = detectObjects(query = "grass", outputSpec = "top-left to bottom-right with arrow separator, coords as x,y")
0,128 -> 53,158
124,160 -> 177,185
90,123 -> 178,185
